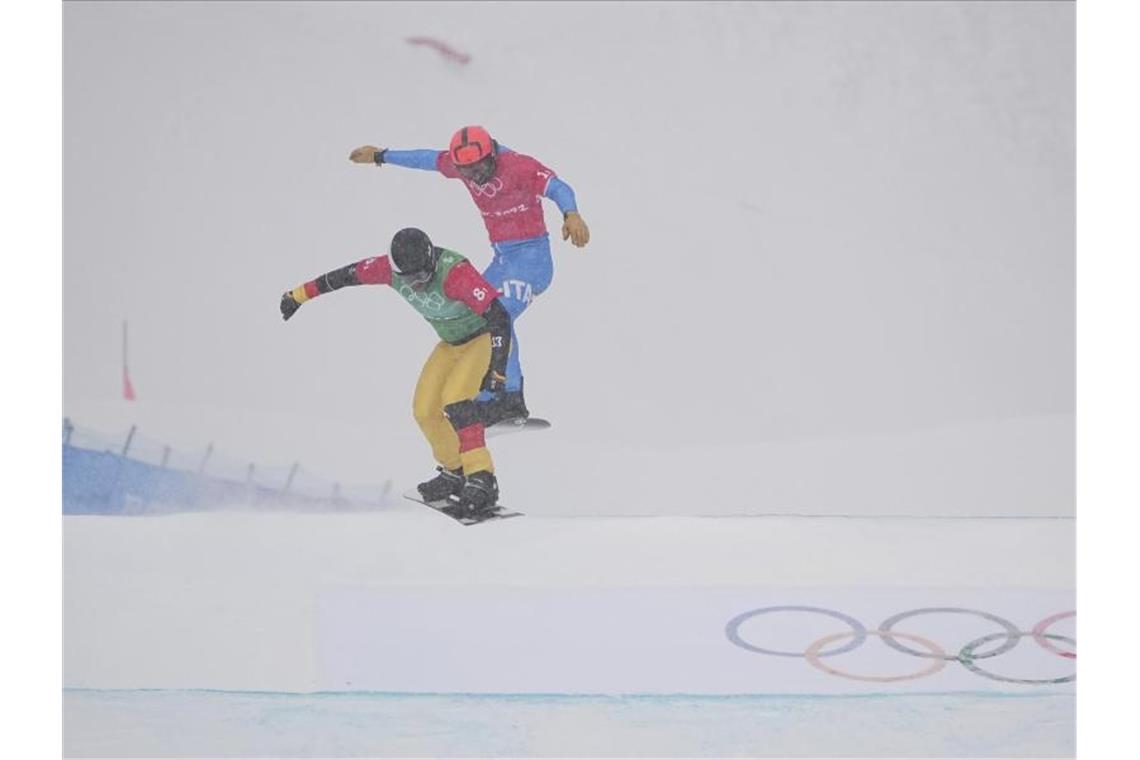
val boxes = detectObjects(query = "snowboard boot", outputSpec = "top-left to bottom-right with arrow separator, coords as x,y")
454,470 -> 499,517
417,466 -> 465,503
480,380 -> 530,427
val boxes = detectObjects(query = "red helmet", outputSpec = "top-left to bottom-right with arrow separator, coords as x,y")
449,125 -> 494,166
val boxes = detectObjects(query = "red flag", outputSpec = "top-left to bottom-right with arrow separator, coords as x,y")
122,365 -> 136,401
122,320 -> 136,401
405,36 -> 471,65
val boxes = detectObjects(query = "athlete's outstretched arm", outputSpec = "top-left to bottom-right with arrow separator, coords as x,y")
348,145 -> 442,172
543,176 -> 590,247
544,177 -> 577,215
279,256 -> 392,320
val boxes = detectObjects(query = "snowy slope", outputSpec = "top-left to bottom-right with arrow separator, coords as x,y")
64,511 -> 1074,694
64,508 -> 1076,755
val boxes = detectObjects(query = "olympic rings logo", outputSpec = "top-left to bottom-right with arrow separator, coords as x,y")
725,606 -> 1076,685
468,176 -> 505,198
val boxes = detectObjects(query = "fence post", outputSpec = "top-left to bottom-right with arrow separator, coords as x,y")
160,445 -> 171,468
120,425 -> 137,458
198,443 -> 213,475
63,417 -> 74,447
281,462 -> 299,497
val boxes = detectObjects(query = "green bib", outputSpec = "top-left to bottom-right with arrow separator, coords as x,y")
389,248 -> 488,343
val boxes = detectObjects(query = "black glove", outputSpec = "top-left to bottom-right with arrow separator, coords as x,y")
480,369 -> 507,394
280,291 -> 302,321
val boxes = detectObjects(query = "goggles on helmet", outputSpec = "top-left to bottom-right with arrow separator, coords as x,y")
453,143 -> 488,165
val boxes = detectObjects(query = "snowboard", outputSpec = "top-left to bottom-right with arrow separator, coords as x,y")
485,417 -> 551,439
403,490 -> 524,526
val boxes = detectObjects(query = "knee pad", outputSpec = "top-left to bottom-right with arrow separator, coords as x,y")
443,399 -> 482,431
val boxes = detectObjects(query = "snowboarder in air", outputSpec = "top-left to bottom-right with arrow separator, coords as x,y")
279,227 -> 511,517
348,126 -> 590,426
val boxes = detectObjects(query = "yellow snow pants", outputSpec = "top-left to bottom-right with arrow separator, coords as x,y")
412,333 -> 494,475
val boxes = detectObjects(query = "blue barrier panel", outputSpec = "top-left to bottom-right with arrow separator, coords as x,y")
63,442 -> 377,515
63,446 -> 124,514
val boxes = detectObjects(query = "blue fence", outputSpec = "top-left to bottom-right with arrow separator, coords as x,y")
62,419 -> 391,515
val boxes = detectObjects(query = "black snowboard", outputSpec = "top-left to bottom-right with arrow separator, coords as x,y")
403,490 -> 524,526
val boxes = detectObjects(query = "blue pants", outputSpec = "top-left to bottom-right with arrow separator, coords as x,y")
480,235 -> 554,394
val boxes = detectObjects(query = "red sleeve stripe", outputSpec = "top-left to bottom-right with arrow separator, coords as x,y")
303,280 -> 321,300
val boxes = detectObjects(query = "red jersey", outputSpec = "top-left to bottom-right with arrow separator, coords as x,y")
436,150 -> 556,243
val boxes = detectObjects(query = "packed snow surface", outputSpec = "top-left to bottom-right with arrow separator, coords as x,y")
65,511 -> 1075,756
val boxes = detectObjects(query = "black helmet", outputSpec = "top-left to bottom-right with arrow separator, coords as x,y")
390,228 -> 438,283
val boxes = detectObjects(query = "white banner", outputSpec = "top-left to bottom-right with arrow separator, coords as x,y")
317,586 -> 1076,695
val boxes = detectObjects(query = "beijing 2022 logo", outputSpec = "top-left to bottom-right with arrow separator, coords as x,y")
724,606 -> 1075,685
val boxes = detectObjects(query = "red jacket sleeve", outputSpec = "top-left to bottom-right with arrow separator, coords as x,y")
442,261 -> 499,314
355,255 -> 393,285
